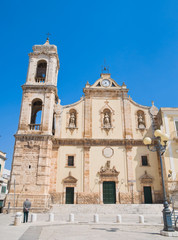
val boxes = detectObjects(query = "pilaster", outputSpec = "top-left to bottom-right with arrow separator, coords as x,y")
83,146 -> 90,192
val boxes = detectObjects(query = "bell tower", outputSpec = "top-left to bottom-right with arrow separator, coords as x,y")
6,39 -> 60,211
18,38 -> 59,134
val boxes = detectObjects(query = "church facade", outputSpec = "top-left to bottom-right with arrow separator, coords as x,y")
6,40 -> 167,211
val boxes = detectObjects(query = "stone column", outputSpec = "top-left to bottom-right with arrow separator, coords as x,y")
83,146 -> 90,192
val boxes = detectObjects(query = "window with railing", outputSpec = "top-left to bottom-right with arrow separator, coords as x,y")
35,61 -> 47,83
30,99 -> 42,131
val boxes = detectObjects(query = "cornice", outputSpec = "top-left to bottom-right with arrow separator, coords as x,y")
14,135 -> 156,148
83,88 -> 128,94
128,98 -> 150,110
63,98 -> 84,109
52,138 -> 150,147
22,84 -> 58,95
15,134 -> 53,141
83,89 -> 128,98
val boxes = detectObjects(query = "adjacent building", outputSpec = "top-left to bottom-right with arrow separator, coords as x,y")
0,151 -> 10,212
158,108 -> 178,196
5,40 -> 177,211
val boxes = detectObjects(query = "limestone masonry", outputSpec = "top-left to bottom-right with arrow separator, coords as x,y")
5,39 -> 178,211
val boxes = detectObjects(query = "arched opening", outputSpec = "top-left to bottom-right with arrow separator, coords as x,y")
52,112 -> 55,135
68,109 -> 77,128
103,108 -> 111,128
35,60 -> 47,83
30,99 -> 42,130
137,110 -> 145,129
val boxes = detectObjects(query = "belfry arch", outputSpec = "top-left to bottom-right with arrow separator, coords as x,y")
35,60 -> 47,82
30,99 -> 43,130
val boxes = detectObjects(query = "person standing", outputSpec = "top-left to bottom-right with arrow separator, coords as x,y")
23,199 -> 31,223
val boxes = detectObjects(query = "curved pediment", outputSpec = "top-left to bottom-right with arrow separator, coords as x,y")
98,161 -> 119,178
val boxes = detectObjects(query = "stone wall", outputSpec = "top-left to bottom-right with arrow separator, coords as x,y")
4,193 -> 50,212
77,193 -> 100,204
119,192 -> 142,204
50,192 -> 63,204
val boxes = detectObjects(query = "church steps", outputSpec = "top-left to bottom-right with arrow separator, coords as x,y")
51,204 -> 164,215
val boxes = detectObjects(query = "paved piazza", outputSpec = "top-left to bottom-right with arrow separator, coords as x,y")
23,224 -> 176,240
0,213 -> 177,240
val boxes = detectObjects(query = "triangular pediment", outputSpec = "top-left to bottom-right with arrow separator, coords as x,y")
139,171 -> 153,184
63,172 -> 77,184
86,73 -> 122,89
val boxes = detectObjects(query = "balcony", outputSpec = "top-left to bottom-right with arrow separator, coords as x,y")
35,77 -> 45,83
29,124 -> 41,131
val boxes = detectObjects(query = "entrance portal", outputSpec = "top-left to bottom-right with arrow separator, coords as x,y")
143,186 -> 152,204
66,187 -> 74,204
103,181 -> 116,204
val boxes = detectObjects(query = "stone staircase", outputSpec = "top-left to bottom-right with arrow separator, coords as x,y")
51,204 -> 163,215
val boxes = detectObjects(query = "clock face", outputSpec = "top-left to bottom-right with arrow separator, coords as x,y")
102,79 -> 110,87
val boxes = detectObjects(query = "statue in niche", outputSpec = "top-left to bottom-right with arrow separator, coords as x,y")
103,112 -> 111,128
138,113 -> 145,129
69,112 -> 76,128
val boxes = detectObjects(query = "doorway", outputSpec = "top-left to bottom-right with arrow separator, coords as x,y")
103,181 -> 116,204
66,187 -> 74,204
143,186 -> 152,203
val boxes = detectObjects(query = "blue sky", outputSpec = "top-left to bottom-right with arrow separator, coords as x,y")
0,0 -> 178,170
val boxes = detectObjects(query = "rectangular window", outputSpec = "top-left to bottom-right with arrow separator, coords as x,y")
68,156 -> 74,166
1,186 -> 6,194
175,121 -> 178,136
141,156 -> 148,166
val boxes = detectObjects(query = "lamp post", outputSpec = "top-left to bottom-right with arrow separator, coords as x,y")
143,129 -> 174,232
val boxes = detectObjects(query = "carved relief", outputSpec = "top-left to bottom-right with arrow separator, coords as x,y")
103,111 -> 111,128
98,161 -> 119,182
100,100 -> 115,133
139,171 -> 153,184
63,171 -> 77,185
137,110 -> 146,130
69,112 -> 76,128
67,109 -> 78,132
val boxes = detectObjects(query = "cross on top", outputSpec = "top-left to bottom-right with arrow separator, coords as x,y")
46,32 -> 51,40
101,59 -> 109,73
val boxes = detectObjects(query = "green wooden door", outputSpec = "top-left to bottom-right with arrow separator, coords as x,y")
66,187 -> 74,204
144,186 -> 152,204
103,181 -> 116,204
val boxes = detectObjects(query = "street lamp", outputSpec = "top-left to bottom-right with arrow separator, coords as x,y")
143,129 -> 174,232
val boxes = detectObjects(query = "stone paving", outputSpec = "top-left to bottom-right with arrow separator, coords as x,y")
0,212 -> 177,240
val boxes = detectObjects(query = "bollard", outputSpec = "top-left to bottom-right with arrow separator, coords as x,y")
49,213 -> 54,222
139,215 -> 144,223
14,212 -> 22,226
116,214 -> 122,223
69,213 -> 74,222
94,214 -> 99,223
31,213 -> 37,222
